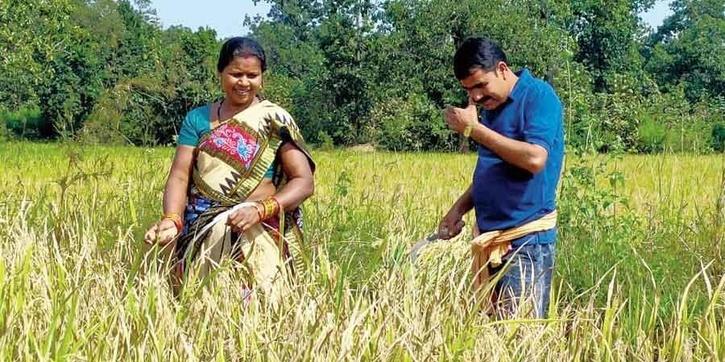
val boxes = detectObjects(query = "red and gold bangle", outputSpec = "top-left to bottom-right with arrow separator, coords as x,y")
261,197 -> 278,220
255,197 -> 281,221
251,202 -> 265,220
162,212 -> 184,233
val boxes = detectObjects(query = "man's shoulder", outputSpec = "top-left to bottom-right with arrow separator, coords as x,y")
526,75 -> 557,95
524,77 -> 561,107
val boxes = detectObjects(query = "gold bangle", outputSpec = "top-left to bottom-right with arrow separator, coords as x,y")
252,202 -> 265,220
257,197 -> 281,220
162,213 -> 184,233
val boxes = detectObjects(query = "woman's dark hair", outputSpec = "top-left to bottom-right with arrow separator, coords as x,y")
453,37 -> 507,80
217,37 -> 267,73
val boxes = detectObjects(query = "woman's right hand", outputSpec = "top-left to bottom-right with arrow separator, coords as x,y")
144,218 -> 179,245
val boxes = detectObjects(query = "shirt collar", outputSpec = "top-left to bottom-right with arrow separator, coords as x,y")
508,68 -> 532,102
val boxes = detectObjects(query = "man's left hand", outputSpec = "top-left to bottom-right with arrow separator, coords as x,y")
443,102 -> 477,134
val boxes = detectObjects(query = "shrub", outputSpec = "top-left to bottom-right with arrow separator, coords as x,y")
368,94 -> 453,151
637,116 -> 667,153
316,130 -> 335,150
1,105 -> 46,139
712,123 -> 725,152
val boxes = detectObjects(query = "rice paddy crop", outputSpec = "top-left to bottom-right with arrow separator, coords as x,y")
0,142 -> 722,360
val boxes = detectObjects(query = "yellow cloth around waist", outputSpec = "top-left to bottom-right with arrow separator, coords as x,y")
470,211 -> 558,299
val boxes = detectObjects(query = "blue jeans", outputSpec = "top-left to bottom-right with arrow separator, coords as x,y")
488,236 -> 556,318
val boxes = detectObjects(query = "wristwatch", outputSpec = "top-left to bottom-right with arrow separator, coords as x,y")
463,121 -> 474,138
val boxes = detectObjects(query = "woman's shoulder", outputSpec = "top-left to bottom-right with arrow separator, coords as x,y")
260,100 -> 289,114
178,104 -> 212,147
259,100 -> 296,124
182,104 -> 212,130
186,104 -> 211,120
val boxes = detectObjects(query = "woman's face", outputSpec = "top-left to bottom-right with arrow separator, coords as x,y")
219,55 -> 263,107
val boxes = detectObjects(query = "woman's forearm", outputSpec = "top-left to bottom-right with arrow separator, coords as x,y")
273,176 -> 314,211
162,172 -> 189,216
161,146 -> 195,217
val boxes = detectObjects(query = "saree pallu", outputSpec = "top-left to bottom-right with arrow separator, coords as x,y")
174,100 -> 314,302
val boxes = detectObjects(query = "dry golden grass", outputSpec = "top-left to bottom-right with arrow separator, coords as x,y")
0,142 -> 722,360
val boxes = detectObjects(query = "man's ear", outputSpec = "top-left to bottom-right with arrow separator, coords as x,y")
497,61 -> 510,79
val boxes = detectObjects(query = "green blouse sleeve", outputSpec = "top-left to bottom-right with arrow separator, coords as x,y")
177,105 -> 210,147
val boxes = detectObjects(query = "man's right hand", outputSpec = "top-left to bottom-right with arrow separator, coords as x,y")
438,210 -> 466,240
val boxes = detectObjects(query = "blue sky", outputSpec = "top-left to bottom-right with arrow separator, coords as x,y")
641,0 -> 674,30
149,0 -> 673,39
149,0 -> 270,38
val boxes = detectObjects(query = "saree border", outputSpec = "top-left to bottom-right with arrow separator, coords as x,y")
192,119 -> 279,204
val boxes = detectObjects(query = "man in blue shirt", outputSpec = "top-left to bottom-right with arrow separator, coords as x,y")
439,37 -> 564,318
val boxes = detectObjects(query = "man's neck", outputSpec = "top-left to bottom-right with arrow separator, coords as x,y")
504,70 -> 520,98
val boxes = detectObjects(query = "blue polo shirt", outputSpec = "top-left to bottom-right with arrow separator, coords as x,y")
472,69 -> 564,246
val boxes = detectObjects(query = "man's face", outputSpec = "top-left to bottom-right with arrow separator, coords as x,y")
459,65 -> 510,110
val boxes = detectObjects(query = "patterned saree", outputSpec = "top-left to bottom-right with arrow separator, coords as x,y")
174,100 -> 314,302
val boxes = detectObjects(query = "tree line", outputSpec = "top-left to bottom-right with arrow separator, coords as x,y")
1,0 -> 723,152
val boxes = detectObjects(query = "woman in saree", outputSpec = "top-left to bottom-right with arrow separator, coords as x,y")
143,37 -> 315,302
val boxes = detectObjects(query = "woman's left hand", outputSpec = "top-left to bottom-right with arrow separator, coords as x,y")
226,205 -> 261,233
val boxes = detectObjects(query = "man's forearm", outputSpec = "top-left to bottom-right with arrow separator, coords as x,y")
469,123 -> 547,174
452,184 -> 475,215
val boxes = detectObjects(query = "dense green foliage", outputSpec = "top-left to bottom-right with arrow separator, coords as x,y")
1,0 -> 723,151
